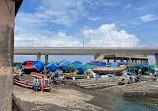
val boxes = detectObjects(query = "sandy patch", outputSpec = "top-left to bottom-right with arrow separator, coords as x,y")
13,86 -> 101,110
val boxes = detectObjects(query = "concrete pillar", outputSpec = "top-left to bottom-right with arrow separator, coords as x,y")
132,60 -> 134,63
45,55 -> 48,65
155,54 -> 158,65
0,0 -> 15,110
129,58 -> 131,63
114,58 -> 116,62
37,53 -> 41,61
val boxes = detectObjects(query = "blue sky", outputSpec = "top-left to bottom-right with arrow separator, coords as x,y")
14,0 -> 158,63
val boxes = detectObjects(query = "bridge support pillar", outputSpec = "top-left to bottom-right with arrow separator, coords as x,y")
132,60 -> 134,63
94,53 -> 101,61
155,54 -> 158,65
0,0 -> 15,110
129,58 -> 131,63
37,53 -> 41,61
45,55 -> 48,65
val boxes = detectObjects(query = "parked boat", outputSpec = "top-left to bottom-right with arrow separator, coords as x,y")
13,72 -> 51,91
92,65 -> 127,74
64,69 -> 94,79
20,61 -> 44,73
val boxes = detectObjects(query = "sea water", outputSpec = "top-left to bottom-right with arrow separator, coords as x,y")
114,99 -> 158,111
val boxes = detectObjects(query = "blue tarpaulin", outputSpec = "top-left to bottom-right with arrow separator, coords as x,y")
59,60 -> 71,70
106,74 -> 114,77
127,72 -> 135,75
46,62 -> 59,72
72,61 -> 83,64
75,67 -> 85,74
87,62 -> 106,66
111,62 -> 118,67
95,74 -> 101,78
20,61 -> 45,72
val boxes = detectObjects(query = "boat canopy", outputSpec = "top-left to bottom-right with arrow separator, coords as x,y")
86,61 -> 106,66
20,61 -> 45,72
75,67 -> 85,74
65,64 -> 96,72
46,62 -> 59,72
59,60 -> 71,70
72,61 -> 83,65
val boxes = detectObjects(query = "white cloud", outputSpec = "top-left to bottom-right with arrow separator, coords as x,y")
88,17 -> 100,21
83,24 -> 139,47
15,0 -> 86,27
14,32 -> 82,47
15,24 -> 139,47
85,0 -> 119,8
123,4 -> 132,9
140,14 -> 158,22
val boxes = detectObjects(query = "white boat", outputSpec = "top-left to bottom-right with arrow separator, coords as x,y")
92,65 -> 127,74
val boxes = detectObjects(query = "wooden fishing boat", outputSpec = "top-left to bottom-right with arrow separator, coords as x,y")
64,69 -> 94,79
13,73 -> 51,91
92,65 -> 127,74
65,74 -> 93,79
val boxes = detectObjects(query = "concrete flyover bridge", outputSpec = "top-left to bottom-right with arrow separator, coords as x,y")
14,47 -> 158,65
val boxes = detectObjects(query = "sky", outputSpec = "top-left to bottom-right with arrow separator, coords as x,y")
14,0 -> 158,64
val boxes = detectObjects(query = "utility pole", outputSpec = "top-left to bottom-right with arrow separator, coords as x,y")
83,36 -> 84,48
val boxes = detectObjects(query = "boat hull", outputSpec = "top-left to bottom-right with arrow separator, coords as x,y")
22,66 -> 40,73
92,66 -> 126,74
65,74 -> 93,79
13,75 -> 51,91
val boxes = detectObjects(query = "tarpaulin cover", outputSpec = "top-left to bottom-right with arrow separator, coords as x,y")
127,72 -> 135,75
20,61 -> 45,72
122,62 -> 129,65
46,62 -> 59,72
87,62 -> 106,66
59,60 -> 71,70
75,67 -> 85,74
95,74 -> 101,78
111,62 -> 118,67
106,74 -> 114,77
72,61 -> 83,64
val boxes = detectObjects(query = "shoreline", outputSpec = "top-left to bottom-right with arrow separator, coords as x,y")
13,76 -> 158,111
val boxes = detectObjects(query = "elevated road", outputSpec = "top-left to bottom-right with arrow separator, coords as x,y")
14,47 -> 158,55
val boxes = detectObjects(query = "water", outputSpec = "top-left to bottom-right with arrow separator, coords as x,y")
114,99 -> 158,111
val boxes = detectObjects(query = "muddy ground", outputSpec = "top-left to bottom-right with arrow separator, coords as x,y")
13,76 -> 158,111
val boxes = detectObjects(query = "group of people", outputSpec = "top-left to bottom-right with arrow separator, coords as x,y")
33,76 -> 46,92
118,75 -> 140,85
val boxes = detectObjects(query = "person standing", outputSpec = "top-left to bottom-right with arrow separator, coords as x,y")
40,76 -> 44,92
34,79 -> 38,92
